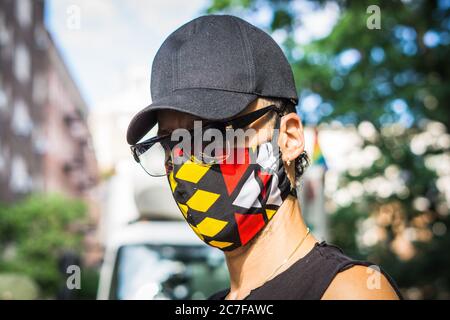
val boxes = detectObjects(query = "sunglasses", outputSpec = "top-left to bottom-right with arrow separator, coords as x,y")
130,105 -> 281,177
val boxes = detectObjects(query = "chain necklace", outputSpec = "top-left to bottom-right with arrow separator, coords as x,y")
257,227 -> 311,288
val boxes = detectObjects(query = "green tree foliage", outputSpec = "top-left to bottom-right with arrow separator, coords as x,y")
0,194 -> 87,298
208,0 -> 450,298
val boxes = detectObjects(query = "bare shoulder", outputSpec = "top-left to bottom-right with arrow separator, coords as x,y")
321,265 -> 400,300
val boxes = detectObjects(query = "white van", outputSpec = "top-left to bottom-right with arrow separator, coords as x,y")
97,220 -> 228,300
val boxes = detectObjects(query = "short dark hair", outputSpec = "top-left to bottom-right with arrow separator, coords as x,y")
264,97 -> 310,187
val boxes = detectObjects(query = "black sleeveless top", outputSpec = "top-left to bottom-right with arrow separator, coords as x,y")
208,241 -> 402,300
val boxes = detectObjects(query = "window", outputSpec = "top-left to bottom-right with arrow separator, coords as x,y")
16,0 -> 32,29
0,141 -> 7,176
14,43 -> 31,83
9,155 -> 32,193
11,99 -> 33,136
34,24 -> 48,49
0,81 -> 9,113
32,128 -> 47,155
111,244 -> 228,300
0,13 -> 8,45
0,15 -> 14,60
32,73 -> 47,104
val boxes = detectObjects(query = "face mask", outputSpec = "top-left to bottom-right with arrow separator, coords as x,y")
167,132 -> 294,251
169,142 -> 295,251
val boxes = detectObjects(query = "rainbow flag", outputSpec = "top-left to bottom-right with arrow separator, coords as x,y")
312,128 -> 327,170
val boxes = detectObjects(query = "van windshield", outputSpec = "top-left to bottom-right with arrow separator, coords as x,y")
110,244 -> 229,299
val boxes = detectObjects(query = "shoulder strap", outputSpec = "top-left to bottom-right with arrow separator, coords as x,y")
311,243 -> 403,299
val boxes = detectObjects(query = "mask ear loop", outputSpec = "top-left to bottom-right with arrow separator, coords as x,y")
271,110 -> 298,198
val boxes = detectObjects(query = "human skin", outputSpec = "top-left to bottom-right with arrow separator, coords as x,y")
157,98 -> 399,300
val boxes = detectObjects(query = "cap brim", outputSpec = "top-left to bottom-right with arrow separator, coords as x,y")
126,88 -> 257,145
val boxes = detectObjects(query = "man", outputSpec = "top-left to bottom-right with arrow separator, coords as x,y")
127,15 -> 401,300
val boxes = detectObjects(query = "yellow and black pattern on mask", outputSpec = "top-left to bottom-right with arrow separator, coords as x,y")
168,142 -> 291,251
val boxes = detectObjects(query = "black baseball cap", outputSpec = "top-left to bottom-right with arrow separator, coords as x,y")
127,14 -> 298,145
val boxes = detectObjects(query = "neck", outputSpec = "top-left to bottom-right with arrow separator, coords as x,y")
223,196 -> 318,300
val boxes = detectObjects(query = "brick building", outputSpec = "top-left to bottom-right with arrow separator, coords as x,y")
0,0 -> 98,204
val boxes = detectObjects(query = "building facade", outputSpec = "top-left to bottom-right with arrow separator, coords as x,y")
0,0 -> 98,204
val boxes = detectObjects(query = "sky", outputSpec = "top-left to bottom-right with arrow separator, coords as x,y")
45,0 -> 209,113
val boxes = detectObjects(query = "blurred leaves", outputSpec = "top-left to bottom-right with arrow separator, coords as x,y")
0,194 -> 87,298
208,0 -> 450,298
271,8 -> 294,30
0,273 -> 40,300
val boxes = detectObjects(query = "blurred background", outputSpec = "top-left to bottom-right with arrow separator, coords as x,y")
0,0 -> 449,300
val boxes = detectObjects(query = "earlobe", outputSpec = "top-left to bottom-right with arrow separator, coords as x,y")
278,113 -> 305,162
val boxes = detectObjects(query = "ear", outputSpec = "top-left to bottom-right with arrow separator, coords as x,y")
278,113 -> 305,163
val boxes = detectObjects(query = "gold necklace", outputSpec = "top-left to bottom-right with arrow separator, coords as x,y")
257,227 -> 311,287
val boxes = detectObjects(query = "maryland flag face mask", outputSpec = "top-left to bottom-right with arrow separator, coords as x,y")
167,138 -> 294,251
